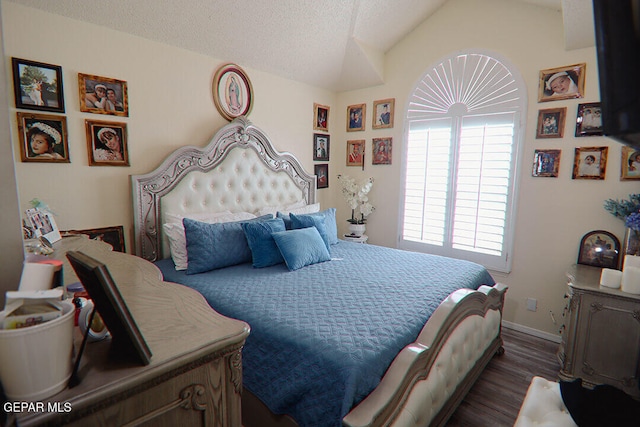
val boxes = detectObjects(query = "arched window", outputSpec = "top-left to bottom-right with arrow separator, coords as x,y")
400,52 -> 526,273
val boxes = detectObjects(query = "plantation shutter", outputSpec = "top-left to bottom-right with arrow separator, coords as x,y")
400,52 -> 525,272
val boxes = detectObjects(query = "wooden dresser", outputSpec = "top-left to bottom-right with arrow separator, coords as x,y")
558,264 -> 640,398
12,236 -> 250,426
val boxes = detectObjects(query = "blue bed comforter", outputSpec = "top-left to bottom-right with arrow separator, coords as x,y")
157,240 -> 495,427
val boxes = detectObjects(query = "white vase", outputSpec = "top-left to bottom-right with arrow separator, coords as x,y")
347,223 -> 366,237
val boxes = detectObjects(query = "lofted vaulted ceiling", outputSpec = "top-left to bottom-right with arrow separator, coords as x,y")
6,0 -> 594,91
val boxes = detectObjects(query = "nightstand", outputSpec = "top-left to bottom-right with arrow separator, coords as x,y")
343,234 -> 368,243
558,264 -> 640,398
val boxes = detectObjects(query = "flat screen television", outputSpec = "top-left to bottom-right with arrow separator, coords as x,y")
592,0 -> 640,149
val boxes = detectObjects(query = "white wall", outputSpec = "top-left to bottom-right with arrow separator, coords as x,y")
2,1 -> 335,257
3,0 -> 637,338
0,6 -> 25,305
332,0 -> 638,338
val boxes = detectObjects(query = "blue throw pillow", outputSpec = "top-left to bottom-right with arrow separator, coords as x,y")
242,218 -> 286,268
289,213 -> 330,251
276,211 -> 293,230
271,227 -> 331,271
184,215 -> 272,274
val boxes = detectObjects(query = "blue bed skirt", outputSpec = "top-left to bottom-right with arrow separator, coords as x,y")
157,240 -> 495,427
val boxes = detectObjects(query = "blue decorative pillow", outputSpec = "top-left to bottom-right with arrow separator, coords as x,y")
276,211 -> 293,230
271,227 -> 331,271
289,213 -> 330,251
184,215 -> 272,274
242,218 -> 286,268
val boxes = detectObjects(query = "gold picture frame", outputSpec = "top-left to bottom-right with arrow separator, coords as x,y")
621,145 -> 640,180
85,119 -> 129,166
372,98 -> 394,129
347,103 -> 366,132
536,107 -> 566,139
572,146 -> 607,180
78,73 -> 128,117
538,63 -> 585,102
346,140 -> 364,167
17,112 -> 70,163
313,103 -> 330,131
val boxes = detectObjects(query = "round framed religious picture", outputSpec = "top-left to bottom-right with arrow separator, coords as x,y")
212,63 -> 253,121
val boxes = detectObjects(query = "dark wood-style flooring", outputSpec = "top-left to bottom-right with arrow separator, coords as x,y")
446,326 -> 561,426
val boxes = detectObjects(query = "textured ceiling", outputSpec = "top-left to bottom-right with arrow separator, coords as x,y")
6,0 -> 592,92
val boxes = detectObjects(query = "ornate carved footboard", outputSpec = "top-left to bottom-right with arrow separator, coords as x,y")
343,283 -> 507,427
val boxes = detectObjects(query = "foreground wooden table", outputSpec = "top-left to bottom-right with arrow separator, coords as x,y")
12,236 -> 250,426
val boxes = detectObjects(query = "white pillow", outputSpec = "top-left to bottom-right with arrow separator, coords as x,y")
164,210 -> 232,224
163,211 -> 257,270
285,202 -> 321,215
256,200 -> 307,217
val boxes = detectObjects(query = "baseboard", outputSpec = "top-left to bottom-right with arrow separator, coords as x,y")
502,320 -> 561,343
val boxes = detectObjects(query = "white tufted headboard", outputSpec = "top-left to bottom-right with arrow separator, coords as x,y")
131,116 -> 316,261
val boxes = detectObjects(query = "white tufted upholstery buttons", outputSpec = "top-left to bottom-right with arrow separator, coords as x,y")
514,377 -> 578,427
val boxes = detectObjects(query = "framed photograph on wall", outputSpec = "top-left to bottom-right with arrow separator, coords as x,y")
577,230 -> 620,269
572,146 -> 607,180
212,63 -> 253,121
538,63 -> 585,102
372,137 -> 392,165
347,103 -> 366,132
62,225 -> 126,252
536,107 -> 566,138
314,164 -> 329,189
12,57 -> 65,113
532,149 -> 561,177
313,133 -> 330,161
313,103 -> 329,131
17,112 -> 69,163
346,140 -> 364,167
575,102 -> 603,137
372,98 -> 394,129
85,119 -> 129,166
79,73 -> 128,117
621,146 -> 640,180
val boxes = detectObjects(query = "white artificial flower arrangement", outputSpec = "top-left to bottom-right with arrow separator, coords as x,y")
337,174 -> 375,224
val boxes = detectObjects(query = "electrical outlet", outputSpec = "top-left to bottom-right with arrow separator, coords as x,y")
526,298 -> 537,312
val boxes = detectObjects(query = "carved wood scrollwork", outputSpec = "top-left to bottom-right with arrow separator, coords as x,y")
590,301 -> 604,312
634,310 -> 640,324
229,350 -> 243,394
179,384 -> 207,411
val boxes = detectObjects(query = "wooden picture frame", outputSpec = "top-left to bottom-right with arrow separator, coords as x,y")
66,251 -> 152,365
572,146 -> 607,180
62,226 -> 126,253
621,146 -> 640,180
372,137 -> 392,165
314,164 -> 329,189
347,103 -> 366,132
575,102 -> 603,137
372,98 -> 395,129
538,63 -> 585,102
577,230 -> 620,269
346,140 -> 364,167
78,73 -> 128,117
212,63 -> 253,121
313,133 -> 330,161
532,149 -> 561,177
313,103 -> 329,132
536,107 -> 566,138
85,119 -> 129,166
17,112 -> 69,163
12,57 -> 65,113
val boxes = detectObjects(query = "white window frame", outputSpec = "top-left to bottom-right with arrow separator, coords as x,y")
398,51 -> 527,273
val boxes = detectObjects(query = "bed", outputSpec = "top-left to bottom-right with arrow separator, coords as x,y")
131,116 -> 507,427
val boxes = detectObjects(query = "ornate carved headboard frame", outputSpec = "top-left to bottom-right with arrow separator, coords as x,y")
131,116 -> 316,262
